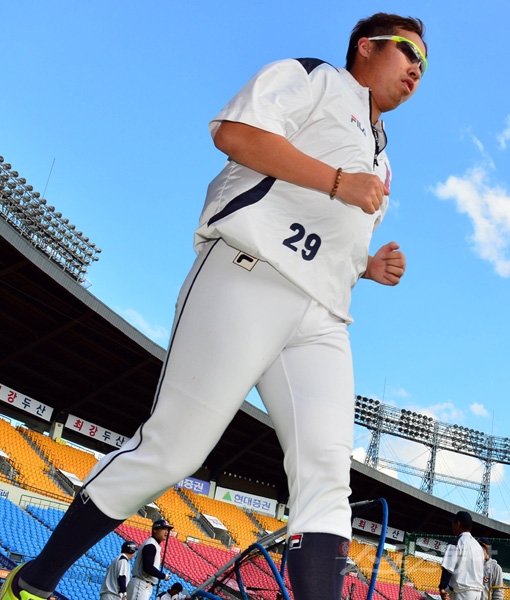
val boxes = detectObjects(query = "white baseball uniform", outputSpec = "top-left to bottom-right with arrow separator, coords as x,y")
442,532 -> 484,600
100,553 -> 132,600
127,537 -> 165,600
81,58 -> 391,542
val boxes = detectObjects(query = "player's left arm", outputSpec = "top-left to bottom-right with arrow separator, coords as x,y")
362,241 -> 406,285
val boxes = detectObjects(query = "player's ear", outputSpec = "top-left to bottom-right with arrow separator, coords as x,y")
357,37 -> 372,59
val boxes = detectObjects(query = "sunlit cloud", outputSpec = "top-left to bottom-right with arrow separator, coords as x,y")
118,307 -> 169,344
407,401 -> 465,424
438,449 -> 505,484
470,402 -> 489,417
391,386 -> 411,399
497,115 -> 510,150
352,446 -> 367,463
434,165 -> 510,277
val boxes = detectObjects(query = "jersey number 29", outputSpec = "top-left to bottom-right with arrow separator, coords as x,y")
282,223 -> 322,261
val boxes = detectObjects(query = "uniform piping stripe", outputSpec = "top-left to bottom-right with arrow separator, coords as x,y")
295,57 -> 328,74
207,176 -> 276,226
82,239 -> 221,491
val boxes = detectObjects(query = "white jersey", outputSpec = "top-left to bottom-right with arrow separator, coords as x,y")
159,592 -> 187,600
100,554 -> 131,596
195,58 -> 391,322
442,532 -> 484,592
132,537 -> 162,585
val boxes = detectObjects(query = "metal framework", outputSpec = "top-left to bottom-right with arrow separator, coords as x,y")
0,155 -> 101,282
192,498 -> 389,600
355,395 -> 510,516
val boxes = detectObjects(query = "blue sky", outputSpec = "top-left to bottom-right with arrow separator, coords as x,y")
2,1 -> 510,523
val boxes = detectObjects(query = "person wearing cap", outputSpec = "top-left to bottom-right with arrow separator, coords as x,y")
127,519 -> 172,600
100,540 -> 137,600
479,539 -> 504,600
439,511 -> 484,600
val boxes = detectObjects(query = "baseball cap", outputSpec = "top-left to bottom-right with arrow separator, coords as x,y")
121,540 -> 138,554
452,510 -> 472,527
152,518 -> 173,530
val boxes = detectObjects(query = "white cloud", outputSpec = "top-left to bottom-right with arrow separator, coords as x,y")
470,402 -> 489,417
391,386 -> 411,399
378,464 -> 399,479
434,166 -> 510,277
472,135 -> 485,155
352,446 -> 367,462
119,308 -> 169,344
408,401 -> 465,424
438,449 -> 505,484
497,115 -> 510,150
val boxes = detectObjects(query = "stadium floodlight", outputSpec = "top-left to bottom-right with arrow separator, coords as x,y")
396,409 -> 434,444
354,395 -> 381,429
0,155 -> 101,283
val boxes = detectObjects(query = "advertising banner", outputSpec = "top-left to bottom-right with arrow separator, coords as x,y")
215,486 -> 277,516
65,414 -> 127,448
177,476 -> 210,496
0,382 -> 53,422
352,516 -> 404,542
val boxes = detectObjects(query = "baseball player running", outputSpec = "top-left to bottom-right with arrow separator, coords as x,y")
0,11 -> 427,600
100,540 -> 137,600
126,519 -> 172,600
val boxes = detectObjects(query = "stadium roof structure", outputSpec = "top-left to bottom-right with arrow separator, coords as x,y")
1,216 -> 509,539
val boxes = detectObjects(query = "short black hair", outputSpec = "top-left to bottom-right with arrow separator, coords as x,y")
346,13 -> 426,71
453,510 -> 473,530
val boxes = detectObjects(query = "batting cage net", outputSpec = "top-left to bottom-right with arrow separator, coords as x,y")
398,533 -> 510,600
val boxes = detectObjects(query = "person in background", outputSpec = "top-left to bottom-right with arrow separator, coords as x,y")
157,582 -> 188,600
100,540 -> 137,600
478,538 -> 504,600
126,519 -> 172,600
439,511 -> 484,600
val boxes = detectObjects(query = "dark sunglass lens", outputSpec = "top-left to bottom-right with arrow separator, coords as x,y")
396,41 -> 424,74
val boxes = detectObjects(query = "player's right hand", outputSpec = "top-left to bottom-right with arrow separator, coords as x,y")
334,172 -> 387,214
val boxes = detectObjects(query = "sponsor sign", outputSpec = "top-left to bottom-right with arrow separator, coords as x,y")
215,486 -> 277,516
177,476 -> 210,496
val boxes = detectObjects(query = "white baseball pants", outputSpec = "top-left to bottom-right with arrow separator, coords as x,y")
126,577 -> 153,600
83,239 -> 354,539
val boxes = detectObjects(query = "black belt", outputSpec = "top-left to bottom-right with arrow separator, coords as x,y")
133,577 -> 153,586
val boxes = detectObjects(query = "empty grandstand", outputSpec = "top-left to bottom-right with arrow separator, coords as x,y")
2,158 -> 510,600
